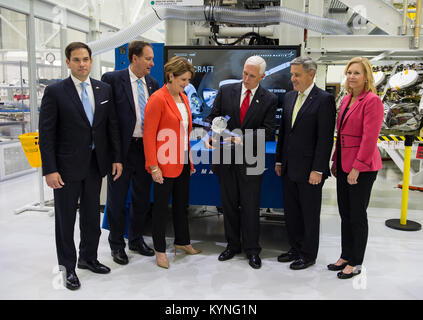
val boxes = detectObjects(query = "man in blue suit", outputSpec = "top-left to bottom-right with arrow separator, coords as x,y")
275,56 -> 336,270
101,41 -> 159,265
39,42 -> 122,290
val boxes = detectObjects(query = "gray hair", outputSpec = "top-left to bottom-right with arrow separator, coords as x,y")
245,56 -> 266,75
290,56 -> 317,74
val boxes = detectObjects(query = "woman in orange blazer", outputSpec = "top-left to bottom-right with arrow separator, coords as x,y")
143,56 -> 200,269
328,57 -> 384,279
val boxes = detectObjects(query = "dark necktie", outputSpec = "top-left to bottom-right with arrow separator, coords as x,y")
240,89 -> 251,124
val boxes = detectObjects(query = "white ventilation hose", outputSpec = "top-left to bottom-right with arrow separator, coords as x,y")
88,5 -> 351,55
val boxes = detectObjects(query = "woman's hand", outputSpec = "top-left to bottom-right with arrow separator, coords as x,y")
151,167 -> 164,184
347,168 -> 360,185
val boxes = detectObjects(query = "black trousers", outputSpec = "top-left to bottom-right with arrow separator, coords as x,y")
337,169 -> 377,266
106,138 -> 152,251
215,164 -> 263,256
152,164 -> 191,253
54,151 -> 102,272
282,174 -> 324,261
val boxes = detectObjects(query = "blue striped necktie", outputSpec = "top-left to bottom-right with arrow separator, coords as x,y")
137,79 -> 147,135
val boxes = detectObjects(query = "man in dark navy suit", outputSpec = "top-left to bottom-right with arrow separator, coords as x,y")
39,42 -> 122,290
275,56 -> 336,270
101,41 -> 159,265
205,56 -> 278,269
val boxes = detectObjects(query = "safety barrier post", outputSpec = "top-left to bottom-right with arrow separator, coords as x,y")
386,135 -> 421,231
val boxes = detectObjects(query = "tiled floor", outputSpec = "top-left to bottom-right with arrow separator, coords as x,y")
0,161 -> 422,300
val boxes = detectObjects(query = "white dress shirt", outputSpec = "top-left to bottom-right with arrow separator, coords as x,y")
128,67 -> 150,138
240,83 -> 259,108
71,74 -> 95,113
296,83 -> 314,108
176,102 -> 189,151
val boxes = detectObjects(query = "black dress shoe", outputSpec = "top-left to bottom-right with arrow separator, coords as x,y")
129,241 -> 154,257
65,270 -> 80,291
218,248 -> 241,261
327,262 -> 348,271
112,249 -> 129,265
290,258 -> 315,270
337,269 -> 361,279
247,254 -> 262,269
77,259 -> 111,274
277,251 -> 299,263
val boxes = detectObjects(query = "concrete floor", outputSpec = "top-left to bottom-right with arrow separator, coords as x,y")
0,160 -> 422,300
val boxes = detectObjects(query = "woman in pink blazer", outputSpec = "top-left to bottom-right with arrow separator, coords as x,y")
328,57 -> 384,279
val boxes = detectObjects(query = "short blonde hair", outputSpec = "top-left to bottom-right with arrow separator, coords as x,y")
344,57 -> 376,94
164,56 -> 195,83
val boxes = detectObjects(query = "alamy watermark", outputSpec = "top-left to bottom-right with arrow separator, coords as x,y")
153,126 -> 267,176
52,265 -> 67,290
352,265 -> 367,290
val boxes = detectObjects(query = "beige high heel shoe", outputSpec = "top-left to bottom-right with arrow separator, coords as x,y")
155,251 -> 169,269
174,244 -> 202,256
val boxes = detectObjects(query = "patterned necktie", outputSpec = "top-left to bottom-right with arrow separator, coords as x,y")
240,89 -> 251,124
81,82 -> 93,126
137,79 -> 147,135
291,92 -> 305,127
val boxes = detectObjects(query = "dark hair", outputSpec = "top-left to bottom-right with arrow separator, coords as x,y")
128,41 -> 152,63
164,56 -> 195,83
65,42 -> 92,60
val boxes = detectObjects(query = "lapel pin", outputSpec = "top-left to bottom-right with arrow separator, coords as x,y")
96,86 -> 100,89
256,100 -> 259,103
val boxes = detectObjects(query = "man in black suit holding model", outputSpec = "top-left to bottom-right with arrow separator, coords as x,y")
275,56 -> 336,270
101,41 -> 159,265
39,42 -> 122,290
205,56 -> 278,269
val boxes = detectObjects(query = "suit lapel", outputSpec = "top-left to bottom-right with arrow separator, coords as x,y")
163,86 -> 183,121
341,90 -> 369,130
63,77 -> 91,127
182,93 -> 192,133
286,92 -> 298,130
231,83 -> 242,129
145,75 -> 155,96
291,85 -> 316,129
122,69 -> 136,116
241,85 -> 264,129
91,78 -> 102,127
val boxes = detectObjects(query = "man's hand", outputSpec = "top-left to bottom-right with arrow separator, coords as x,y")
309,171 -> 322,185
45,172 -> 65,189
275,164 -> 282,176
224,136 -> 242,145
112,163 -> 123,181
204,136 -> 216,149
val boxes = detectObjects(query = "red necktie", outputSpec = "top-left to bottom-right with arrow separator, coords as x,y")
240,89 -> 251,124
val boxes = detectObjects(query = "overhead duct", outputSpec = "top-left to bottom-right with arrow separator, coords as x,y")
88,5 -> 351,55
